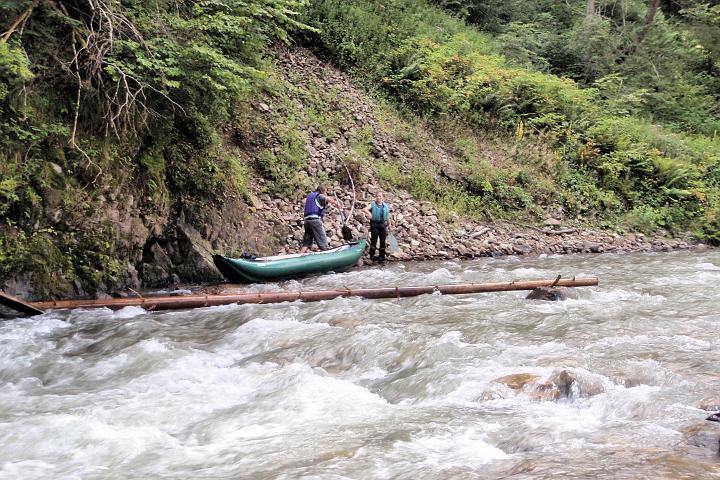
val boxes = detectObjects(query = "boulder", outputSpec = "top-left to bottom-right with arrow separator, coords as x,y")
544,217 -> 562,226
526,287 -> 576,301
148,242 -> 174,272
441,165 -> 465,182
124,263 -> 141,290
679,423 -> 720,459
698,400 -> 720,412
176,242 -> 225,283
547,369 -> 575,398
493,373 -> 539,391
140,263 -> 171,288
482,371 -> 603,402
174,214 -> 224,283
248,193 -> 265,210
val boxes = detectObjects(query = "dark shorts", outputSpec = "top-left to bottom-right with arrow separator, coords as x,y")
302,217 -> 329,250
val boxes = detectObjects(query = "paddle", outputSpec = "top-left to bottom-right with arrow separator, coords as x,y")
334,193 -> 354,242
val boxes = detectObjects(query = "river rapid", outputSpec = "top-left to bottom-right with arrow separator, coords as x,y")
1,251 -> 719,479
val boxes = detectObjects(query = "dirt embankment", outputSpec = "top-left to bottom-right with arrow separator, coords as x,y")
247,47 -> 699,262
1,47 -> 703,302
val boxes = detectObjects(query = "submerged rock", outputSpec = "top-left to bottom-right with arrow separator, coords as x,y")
699,399 -> 720,412
697,399 -> 720,423
481,369 -> 605,402
547,369 -> 575,398
679,423 -> 720,459
526,287 -> 576,301
493,373 -> 540,391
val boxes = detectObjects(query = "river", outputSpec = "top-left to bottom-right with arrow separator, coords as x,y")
1,250 -> 719,479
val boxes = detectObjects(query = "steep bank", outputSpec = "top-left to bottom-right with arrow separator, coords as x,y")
251,48 -> 700,260
1,46 -> 701,302
4,0 -> 718,302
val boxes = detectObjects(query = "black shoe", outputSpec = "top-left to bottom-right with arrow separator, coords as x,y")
378,257 -> 386,263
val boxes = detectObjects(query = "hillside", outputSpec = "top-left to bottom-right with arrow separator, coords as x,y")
1,0 -> 718,300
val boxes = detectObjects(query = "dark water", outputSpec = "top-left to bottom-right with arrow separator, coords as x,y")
1,251 -> 719,479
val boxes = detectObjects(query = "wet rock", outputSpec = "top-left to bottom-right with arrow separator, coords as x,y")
526,287 -> 576,301
140,264 -> 171,287
493,373 -> 539,391
551,369 -> 605,399
699,400 -> 720,412
485,370 -> 593,402
482,371 -> 603,402
527,380 -> 562,401
548,370 -> 575,398
679,423 -> 720,459
174,215 -> 224,283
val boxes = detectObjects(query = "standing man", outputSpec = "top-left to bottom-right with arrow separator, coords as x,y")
301,184 -> 340,253
362,191 -> 391,262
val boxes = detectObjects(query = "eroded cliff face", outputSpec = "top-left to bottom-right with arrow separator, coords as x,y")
1,171 -> 286,300
0,47 -> 699,301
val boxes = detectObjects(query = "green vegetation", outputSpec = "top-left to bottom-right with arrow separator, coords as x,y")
0,0 -> 313,292
2,0 -> 720,295
303,0 -> 720,240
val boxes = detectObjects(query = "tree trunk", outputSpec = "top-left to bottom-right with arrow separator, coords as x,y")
643,0 -> 661,26
621,0 -> 661,58
27,277 -> 600,314
636,0 -> 661,44
585,0 -> 595,19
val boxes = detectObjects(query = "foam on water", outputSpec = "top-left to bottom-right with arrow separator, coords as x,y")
388,427 -> 510,469
1,250 -> 719,479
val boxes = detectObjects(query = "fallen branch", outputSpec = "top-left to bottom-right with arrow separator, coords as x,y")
343,162 -> 357,221
468,227 -> 492,239
1,0 -> 39,43
544,228 -> 577,235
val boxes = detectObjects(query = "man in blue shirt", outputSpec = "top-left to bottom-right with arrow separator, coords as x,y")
362,191 -> 391,262
300,185 -> 340,253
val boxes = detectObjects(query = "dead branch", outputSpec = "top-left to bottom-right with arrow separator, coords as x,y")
1,0 -> 40,43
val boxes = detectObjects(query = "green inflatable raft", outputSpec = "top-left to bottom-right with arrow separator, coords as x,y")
213,240 -> 366,283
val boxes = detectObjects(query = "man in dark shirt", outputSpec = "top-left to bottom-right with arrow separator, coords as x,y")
300,185 -> 340,253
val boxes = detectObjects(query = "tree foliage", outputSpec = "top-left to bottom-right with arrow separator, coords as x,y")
304,0 -> 720,240
429,0 -> 720,135
0,0 -> 312,290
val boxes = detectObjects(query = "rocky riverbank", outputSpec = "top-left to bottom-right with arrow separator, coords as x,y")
247,47 -> 701,262
251,180 -> 701,263
0,46 -> 706,302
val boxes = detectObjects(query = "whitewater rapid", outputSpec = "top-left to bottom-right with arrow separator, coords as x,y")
1,251 -> 719,479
